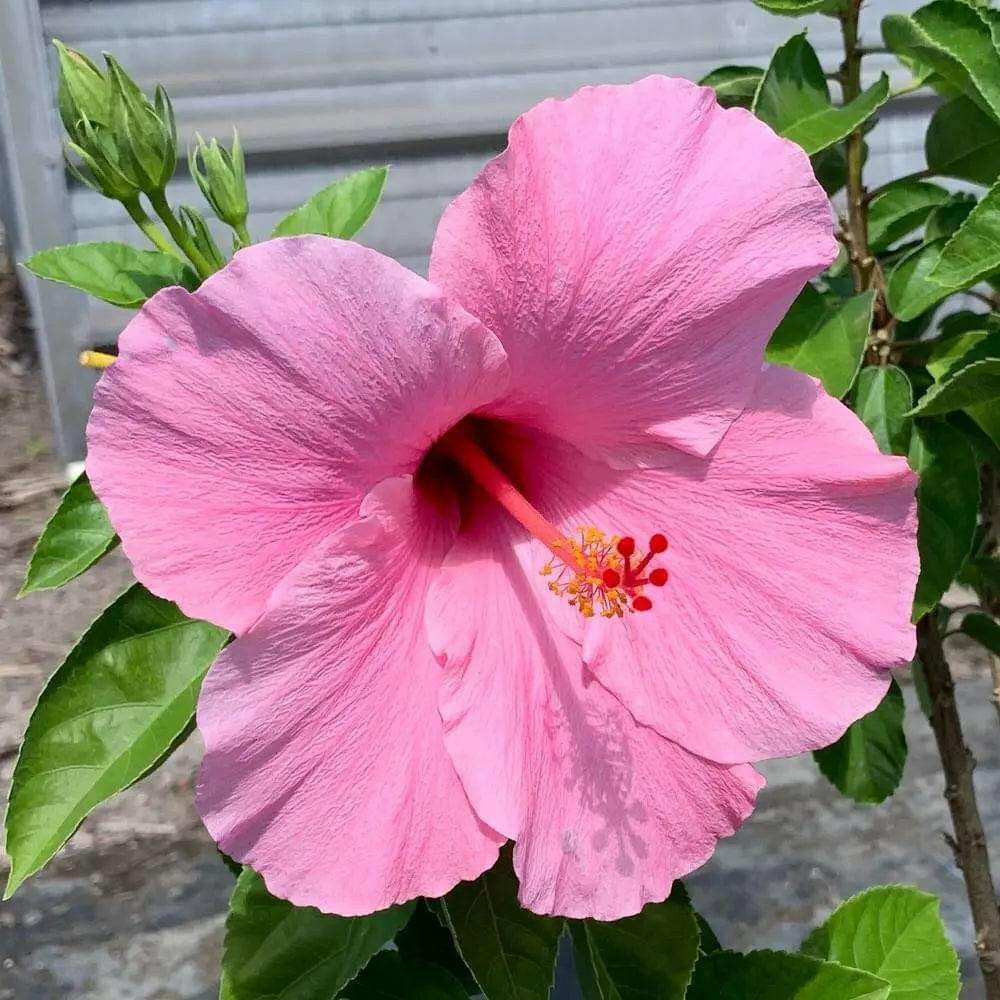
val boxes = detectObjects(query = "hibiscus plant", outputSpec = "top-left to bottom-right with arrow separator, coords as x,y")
5,0 -> 1000,997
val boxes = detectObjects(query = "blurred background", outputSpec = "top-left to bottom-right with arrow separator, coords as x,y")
0,1 -> 997,998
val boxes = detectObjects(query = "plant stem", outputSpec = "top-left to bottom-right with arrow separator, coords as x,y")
840,3 -> 875,296
839,0 -> 894,365
147,190 -> 216,279
121,197 -> 185,261
843,5 -> 1000,991
837,0 -> 898,359
918,614 -> 1000,997
234,221 -> 252,248
982,463 -> 1000,728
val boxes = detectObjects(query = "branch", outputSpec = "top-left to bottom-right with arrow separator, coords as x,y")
981,464 -> 1000,729
918,614 -> 1000,996
838,1 -> 890,330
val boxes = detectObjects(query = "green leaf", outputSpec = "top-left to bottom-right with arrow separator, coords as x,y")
910,358 -> 1000,415
951,407 -> 1000,460
925,193 -> 977,242
926,96 -> 1000,184
753,0 -> 844,14
887,240 -> 951,321
342,951 -> 468,999
699,66 -> 764,109
18,473 -> 117,595
813,679 -> 907,804
911,658 -> 934,718
568,895 -> 700,1000
270,165 -> 387,239
766,286 -> 874,397
925,328 -> 990,378
395,899 -> 478,995
219,867 -> 413,1000
785,77 -> 889,156
801,885 -> 960,1000
24,242 -> 197,307
686,950 -> 890,1000
909,421 -> 980,620
928,176 -> 1000,290
868,181 -> 950,252
923,328 -> 1000,445
962,611 -> 1000,654
958,555 -> 1000,596
670,882 -> 723,955
3,585 -> 227,897
441,845 -> 562,1000
811,146 -> 847,196
854,365 -> 914,455
754,34 -> 889,155
883,1 -> 1000,123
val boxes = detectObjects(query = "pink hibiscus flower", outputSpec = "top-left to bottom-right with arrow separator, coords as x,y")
86,77 -> 918,920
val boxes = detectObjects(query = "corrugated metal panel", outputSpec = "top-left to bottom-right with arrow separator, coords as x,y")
3,0 -> 934,454
39,0 -> 931,347
42,0 -> 916,150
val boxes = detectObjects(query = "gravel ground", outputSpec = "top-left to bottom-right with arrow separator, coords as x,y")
1,262 -> 998,998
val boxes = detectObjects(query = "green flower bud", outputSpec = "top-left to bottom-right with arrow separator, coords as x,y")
177,205 -> 227,271
53,40 -> 110,134
188,130 -> 249,233
64,119 -> 141,203
104,55 -> 177,195
53,41 -> 139,202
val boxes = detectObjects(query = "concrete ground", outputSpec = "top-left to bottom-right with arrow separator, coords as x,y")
1,291 -> 998,998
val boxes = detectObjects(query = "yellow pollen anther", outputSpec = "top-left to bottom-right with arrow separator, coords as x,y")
538,525 -> 671,619
79,350 -> 117,369
540,525 -> 628,619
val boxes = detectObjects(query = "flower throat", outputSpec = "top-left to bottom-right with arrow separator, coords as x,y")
438,426 -> 669,618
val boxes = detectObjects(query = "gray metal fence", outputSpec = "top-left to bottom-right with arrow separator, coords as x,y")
1,0 -> 928,461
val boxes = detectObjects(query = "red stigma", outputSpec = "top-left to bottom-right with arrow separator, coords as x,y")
649,533 -> 668,553
538,525 -> 670,619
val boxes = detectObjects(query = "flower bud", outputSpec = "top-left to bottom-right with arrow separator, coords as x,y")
177,205 -> 227,271
64,121 -> 142,203
188,131 -> 249,233
54,40 -> 109,134
54,42 -> 140,202
104,54 -> 178,195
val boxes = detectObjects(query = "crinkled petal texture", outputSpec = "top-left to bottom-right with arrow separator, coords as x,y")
86,236 -> 509,633
430,74 -> 837,464
427,500 -> 763,920
489,365 -> 918,766
197,477 -> 502,914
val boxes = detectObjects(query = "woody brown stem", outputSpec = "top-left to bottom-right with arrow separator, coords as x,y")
982,464 -> 1000,728
839,1 -> 891,338
918,615 -> 1000,997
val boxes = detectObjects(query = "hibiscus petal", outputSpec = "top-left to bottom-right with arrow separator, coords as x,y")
197,477 -> 502,915
87,236 -> 509,632
426,503 -> 762,920
495,365 -> 918,765
429,75 -> 836,465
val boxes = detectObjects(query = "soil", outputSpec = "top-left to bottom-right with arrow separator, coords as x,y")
0,251 -> 997,999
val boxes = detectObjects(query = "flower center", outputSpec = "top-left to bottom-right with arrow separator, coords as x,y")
438,425 -> 669,618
